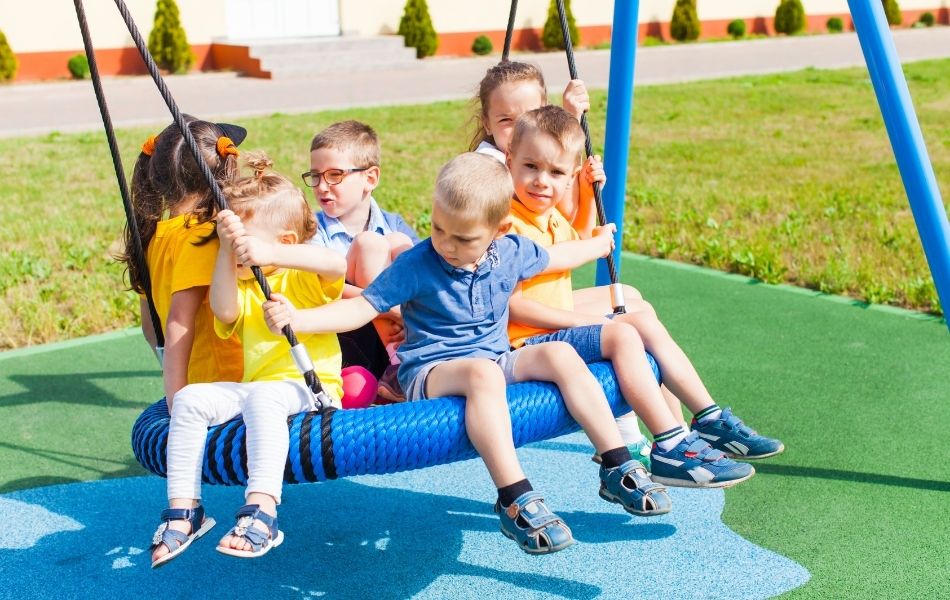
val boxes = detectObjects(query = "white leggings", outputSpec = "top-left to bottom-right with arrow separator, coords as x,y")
166,380 -> 315,504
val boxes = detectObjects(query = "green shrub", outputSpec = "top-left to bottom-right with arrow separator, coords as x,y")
670,0 -> 701,41
826,17 -> 844,33
775,0 -> 806,35
0,29 -> 16,82
918,11 -> 935,26
882,0 -> 902,25
147,0 -> 194,73
471,35 -> 493,55
542,0 -> 580,50
67,54 -> 90,80
398,0 -> 438,58
727,19 -> 747,38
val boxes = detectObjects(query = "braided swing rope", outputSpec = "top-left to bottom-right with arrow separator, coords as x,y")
502,0 -> 519,61
75,0 -> 332,409
555,0 -> 626,314
72,0 -> 165,354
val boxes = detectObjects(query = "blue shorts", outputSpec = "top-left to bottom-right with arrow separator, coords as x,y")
405,349 -> 523,401
523,325 -> 605,364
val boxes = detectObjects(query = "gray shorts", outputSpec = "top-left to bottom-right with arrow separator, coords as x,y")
405,349 -> 523,401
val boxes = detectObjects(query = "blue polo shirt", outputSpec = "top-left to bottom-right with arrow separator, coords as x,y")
311,196 -> 420,256
362,235 -> 549,391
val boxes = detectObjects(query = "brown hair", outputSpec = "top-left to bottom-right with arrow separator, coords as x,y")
434,152 -> 513,227
469,61 -> 548,151
509,105 -> 585,166
122,116 -> 239,293
224,152 -> 317,243
309,120 -> 380,168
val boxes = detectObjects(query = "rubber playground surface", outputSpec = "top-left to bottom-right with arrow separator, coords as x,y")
1,255 -> 947,599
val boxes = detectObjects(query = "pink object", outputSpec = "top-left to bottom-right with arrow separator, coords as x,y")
340,365 -> 377,409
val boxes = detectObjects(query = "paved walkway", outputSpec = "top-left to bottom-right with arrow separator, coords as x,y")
2,27 -> 949,138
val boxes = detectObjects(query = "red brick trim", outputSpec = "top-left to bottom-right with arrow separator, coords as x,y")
14,45 -> 213,81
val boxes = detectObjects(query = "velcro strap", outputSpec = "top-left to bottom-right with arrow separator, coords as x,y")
508,492 -> 562,531
161,507 -> 196,523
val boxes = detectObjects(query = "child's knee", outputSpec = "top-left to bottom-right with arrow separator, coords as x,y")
537,341 -> 584,369
602,321 -> 644,353
385,232 -> 414,256
351,231 -> 388,254
622,284 -> 644,302
626,298 -> 656,317
463,360 -> 507,391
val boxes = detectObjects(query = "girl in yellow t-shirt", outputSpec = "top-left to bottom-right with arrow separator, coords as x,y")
149,153 -> 374,567
120,116 -> 245,406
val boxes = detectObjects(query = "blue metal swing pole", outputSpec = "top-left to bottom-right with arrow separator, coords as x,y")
597,0 -> 640,287
849,0 -> 950,328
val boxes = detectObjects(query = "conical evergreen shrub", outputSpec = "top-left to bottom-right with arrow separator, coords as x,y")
882,0 -> 903,25
0,30 -> 17,82
542,0 -> 580,50
774,0 -> 806,35
670,0 -> 701,41
148,0 -> 194,73
398,0 -> 438,58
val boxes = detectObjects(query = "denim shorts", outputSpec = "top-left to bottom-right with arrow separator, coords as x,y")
523,324 -> 605,364
405,349 -> 523,401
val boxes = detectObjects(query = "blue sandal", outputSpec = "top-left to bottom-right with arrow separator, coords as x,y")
150,505 -> 216,569
599,459 -> 672,517
494,491 -> 574,555
216,504 -> 284,559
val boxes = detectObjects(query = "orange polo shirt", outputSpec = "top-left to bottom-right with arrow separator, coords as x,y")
507,198 -> 579,348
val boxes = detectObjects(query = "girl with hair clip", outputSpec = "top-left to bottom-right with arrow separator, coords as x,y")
149,153 -> 375,566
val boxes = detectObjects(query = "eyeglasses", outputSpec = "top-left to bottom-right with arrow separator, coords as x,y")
301,167 -> 368,187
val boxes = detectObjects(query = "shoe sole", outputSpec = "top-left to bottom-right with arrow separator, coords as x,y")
498,523 -> 574,555
598,488 -> 671,517
652,466 -> 756,489
723,443 -> 785,460
216,529 -> 285,559
151,517 -> 216,569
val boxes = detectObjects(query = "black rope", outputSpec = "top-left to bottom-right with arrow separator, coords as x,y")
77,0 -> 328,402
73,0 -> 165,348
555,0 -> 625,314
502,0 -> 518,61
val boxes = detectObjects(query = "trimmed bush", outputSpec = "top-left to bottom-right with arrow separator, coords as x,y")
882,0 -> 902,26
471,35 -> 493,56
542,0 -> 580,50
827,16 -> 844,33
670,0 -> 701,41
0,29 -> 16,82
147,0 -> 194,73
918,11 -> 935,27
67,54 -> 90,80
775,0 -> 806,35
398,0 -> 438,58
727,19 -> 747,39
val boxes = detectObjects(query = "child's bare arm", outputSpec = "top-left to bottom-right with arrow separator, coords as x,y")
233,232 -> 347,279
139,297 -> 158,353
571,155 -> 605,238
562,79 -> 590,121
163,286 -> 205,407
209,211 -> 242,325
542,223 -> 615,273
263,293 -> 380,335
510,287 -> 608,330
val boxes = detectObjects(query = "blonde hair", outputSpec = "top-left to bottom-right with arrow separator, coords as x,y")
434,153 -> 513,226
509,105 -> 585,167
309,120 -> 380,168
469,61 -> 548,151
223,152 -> 316,243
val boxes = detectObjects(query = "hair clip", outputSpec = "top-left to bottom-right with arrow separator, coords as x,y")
141,135 -> 158,156
216,136 -> 240,158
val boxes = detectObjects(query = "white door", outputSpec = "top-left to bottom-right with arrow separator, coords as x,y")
226,0 -> 340,40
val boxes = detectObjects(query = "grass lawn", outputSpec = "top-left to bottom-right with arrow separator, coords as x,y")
0,59 -> 948,349
1,256 -> 947,597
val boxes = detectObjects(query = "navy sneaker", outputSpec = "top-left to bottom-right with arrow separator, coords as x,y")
650,431 -> 755,488
691,407 -> 785,459
376,364 -> 405,404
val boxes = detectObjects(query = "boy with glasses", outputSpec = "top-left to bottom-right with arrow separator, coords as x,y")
303,121 -> 419,398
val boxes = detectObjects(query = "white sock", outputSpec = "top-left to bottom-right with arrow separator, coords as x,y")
654,426 -> 689,452
694,404 -> 722,424
615,413 -> 647,445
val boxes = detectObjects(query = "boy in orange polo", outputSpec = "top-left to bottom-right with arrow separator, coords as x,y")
507,106 -> 783,488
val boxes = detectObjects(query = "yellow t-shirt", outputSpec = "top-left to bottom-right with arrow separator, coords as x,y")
214,268 -> 345,401
507,199 -> 580,348
146,214 -> 243,384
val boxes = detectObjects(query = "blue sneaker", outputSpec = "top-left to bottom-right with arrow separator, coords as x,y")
650,431 -> 755,488
691,407 -> 785,459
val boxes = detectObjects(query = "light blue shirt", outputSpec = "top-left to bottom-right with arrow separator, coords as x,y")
362,235 -> 549,391
311,197 -> 395,256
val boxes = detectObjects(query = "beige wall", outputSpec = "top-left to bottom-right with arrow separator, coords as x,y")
1,1 -> 225,53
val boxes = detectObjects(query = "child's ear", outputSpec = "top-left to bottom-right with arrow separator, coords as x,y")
278,230 -> 299,245
364,165 -> 380,191
494,216 -> 513,238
